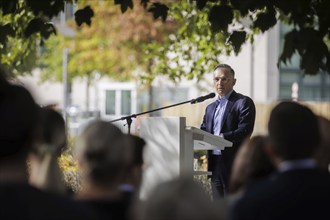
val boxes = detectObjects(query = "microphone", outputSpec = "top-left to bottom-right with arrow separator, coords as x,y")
190,93 -> 216,104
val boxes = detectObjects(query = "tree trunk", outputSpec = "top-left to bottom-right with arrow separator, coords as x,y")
148,82 -> 153,114
85,74 -> 91,112
147,58 -> 154,115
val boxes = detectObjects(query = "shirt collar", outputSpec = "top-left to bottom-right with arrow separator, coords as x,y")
278,158 -> 317,173
119,183 -> 135,192
218,90 -> 233,100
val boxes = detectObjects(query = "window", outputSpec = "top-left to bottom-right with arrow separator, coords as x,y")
121,90 -> 131,115
105,89 -> 132,116
105,90 -> 116,115
279,23 -> 330,101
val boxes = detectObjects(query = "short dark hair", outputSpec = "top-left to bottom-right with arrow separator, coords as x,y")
127,134 -> 146,165
32,107 -> 67,156
213,64 -> 235,77
77,121 -> 132,185
0,83 -> 39,157
268,101 -> 320,160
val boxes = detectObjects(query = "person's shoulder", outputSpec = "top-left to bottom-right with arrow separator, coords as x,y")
40,190 -> 98,220
0,183 -> 97,220
230,177 -> 273,213
206,100 -> 218,108
230,91 -> 255,106
78,197 -> 131,220
231,91 -> 253,100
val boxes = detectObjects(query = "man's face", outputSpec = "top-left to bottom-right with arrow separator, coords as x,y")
213,68 -> 236,97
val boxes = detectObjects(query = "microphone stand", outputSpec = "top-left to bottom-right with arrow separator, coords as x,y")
110,98 -> 204,134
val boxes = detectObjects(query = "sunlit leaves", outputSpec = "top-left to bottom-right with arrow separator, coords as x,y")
0,0 -> 97,75
0,0 -> 66,75
201,0 -> 329,75
151,1 -> 227,84
40,0 -> 175,86
0,0 -> 41,75
1,0 -> 329,78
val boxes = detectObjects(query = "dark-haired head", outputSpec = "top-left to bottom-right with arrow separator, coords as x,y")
0,79 -> 39,158
32,107 -> 67,157
75,121 -> 132,187
268,101 -> 320,160
213,64 -> 235,77
127,134 -> 146,166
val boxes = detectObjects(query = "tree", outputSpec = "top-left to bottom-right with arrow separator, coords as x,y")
2,0 -> 329,78
0,0 -> 170,77
39,0 -> 176,110
0,0 -> 46,75
152,1 -> 230,84
0,0 -> 92,75
198,0 -> 330,75
107,0 -> 330,76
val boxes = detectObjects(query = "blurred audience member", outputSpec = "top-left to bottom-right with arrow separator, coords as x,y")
228,135 -> 275,199
28,107 -> 68,194
120,134 -> 146,195
0,73 -> 39,182
0,69 -> 95,220
74,120 -> 133,220
314,115 -> 330,172
120,134 -> 147,220
230,101 -> 330,220
136,176 -> 223,220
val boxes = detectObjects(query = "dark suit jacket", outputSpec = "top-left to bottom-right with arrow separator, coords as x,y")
200,90 -> 256,180
79,197 -> 131,220
230,168 -> 330,220
0,183 -> 96,220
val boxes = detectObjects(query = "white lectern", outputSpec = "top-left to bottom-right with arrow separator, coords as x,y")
139,116 -> 232,199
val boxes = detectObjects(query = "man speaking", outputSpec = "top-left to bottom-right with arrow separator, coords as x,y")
200,64 -> 256,198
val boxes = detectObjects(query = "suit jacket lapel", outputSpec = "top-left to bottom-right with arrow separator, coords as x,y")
208,101 -> 218,133
220,91 -> 236,131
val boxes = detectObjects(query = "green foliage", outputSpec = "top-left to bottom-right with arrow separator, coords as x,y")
2,0 -> 329,79
201,0 -> 330,75
155,0 -> 329,76
228,31 -> 247,55
74,6 -> 94,26
38,34 -> 64,82
253,7 -> 277,32
150,1 -> 229,83
151,0 -> 330,80
115,0 -> 134,13
208,5 -> 233,32
39,0 -> 175,85
0,0 -> 94,75
0,1 -> 39,75
148,2 -> 169,22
